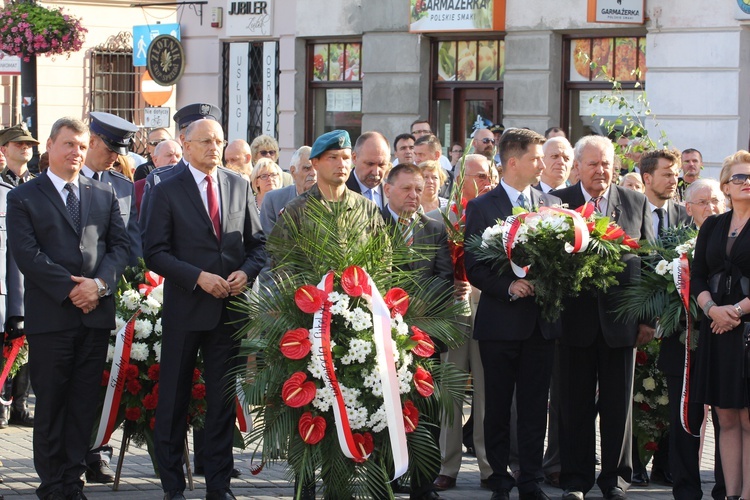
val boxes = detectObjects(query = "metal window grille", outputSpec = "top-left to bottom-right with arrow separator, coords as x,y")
222,41 -> 278,141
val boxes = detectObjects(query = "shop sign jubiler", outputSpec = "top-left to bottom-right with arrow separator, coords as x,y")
226,1 -> 273,37
409,0 -> 505,32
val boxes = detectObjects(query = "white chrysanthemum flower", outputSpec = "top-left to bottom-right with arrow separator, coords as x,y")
307,358 -> 326,380
340,385 -> 361,407
130,342 -> 149,362
312,386 -> 334,412
154,318 -> 163,335
654,260 -> 669,276
398,364 -> 413,394
362,368 -> 383,397
368,405 -> 388,433
121,289 -> 142,311
633,392 -> 645,403
153,342 -> 162,363
133,318 -> 153,340
106,345 -> 115,362
642,377 -> 656,391
347,308 -> 372,331
114,315 -> 126,334
346,406 -> 368,430
149,284 -> 164,304
401,352 -> 413,368
140,295 -> 161,316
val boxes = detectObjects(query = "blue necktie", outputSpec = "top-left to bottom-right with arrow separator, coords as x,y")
64,183 -> 81,234
517,193 -> 528,210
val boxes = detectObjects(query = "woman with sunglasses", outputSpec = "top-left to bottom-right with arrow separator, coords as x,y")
692,150 -> 750,500
250,134 -> 279,164
250,157 -> 283,212
449,142 -> 464,169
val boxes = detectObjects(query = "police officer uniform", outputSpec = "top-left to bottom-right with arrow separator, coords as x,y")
0,124 -> 39,186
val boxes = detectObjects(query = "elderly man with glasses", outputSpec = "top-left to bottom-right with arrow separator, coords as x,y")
133,128 -> 173,181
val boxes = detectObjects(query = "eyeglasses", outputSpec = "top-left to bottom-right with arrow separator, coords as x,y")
186,138 -> 228,148
412,129 -> 431,135
687,198 -> 722,207
451,149 -> 463,154
258,150 -> 277,157
728,173 -> 750,185
466,173 -> 490,180
481,138 -> 496,145
258,172 -> 280,181
148,139 -> 167,147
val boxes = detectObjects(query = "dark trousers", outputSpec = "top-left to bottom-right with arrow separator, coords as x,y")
479,327 -> 554,494
27,327 -> 109,498
558,334 -> 634,495
155,315 -> 239,494
2,362 -> 31,412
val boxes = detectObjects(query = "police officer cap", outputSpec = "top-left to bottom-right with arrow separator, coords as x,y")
89,112 -> 138,155
173,103 -> 222,130
309,130 -> 351,160
489,123 -> 505,134
0,123 -> 40,147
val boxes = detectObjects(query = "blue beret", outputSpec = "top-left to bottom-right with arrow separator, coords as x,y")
173,103 -> 221,130
89,112 -> 138,155
309,130 -> 352,159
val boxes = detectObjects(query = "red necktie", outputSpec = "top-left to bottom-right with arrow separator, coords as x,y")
205,175 -> 221,242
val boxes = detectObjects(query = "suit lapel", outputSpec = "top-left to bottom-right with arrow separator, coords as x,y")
667,200 -> 679,228
608,185 -> 623,222
489,186 -> 514,218
218,170 -> 231,236
38,174 -> 79,235
178,168 -> 215,237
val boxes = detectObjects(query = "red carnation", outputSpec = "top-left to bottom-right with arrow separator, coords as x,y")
142,393 -> 158,410
148,364 -> 160,381
126,378 -> 142,395
149,417 -> 156,430
124,364 -> 139,381
402,400 -> 419,433
282,372 -> 316,408
192,384 -> 206,400
410,326 -> 435,358
644,441 -> 659,451
639,402 -> 651,412
193,368 -> 201,383
340,266 -> 372,297
352,432 -> 374,462
101,370 -> 110,387
152,383 -> 159,397
298,412 -> 326,445
294,285 -> 327,313
279,328 -> 312,360
635,350 -> 648,365
384,288 -> 409,317
125,407 -> 141,421
414,366 -> 435,397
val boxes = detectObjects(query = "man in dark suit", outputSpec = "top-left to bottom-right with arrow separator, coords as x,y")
144,118 -> 265,500
554,135 -> 656,500
260,145 -> 314,235
345,131 -> 390,208
7,117 -> 130,500
380,162 -> 453,500
465,129 -> 560,500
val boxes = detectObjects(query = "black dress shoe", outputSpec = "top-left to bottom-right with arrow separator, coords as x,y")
631,470 -> 649,486
490,489 -> 510,500
649,467 -> 673,486
163,492 -> 186,500
9,409 -> 34,427
206,488 -> 236,500
562,491 -> 584,500
230,467 -> 241,478
520,490 -> 550,500
603,486 -> 627,499
0,406 -> 8,429
85,460 -> 114,483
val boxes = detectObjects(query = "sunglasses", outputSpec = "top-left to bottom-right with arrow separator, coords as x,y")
148,139 -> 167,146
481,138 -> 496,145
259,150 -> 277,157
728,173 -> 750,185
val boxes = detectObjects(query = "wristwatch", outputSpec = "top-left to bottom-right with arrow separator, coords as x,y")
94,278 -> 108,298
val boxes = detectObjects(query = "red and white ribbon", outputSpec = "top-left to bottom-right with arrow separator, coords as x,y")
673,253 -> 699,436
138,271 -> 164,297
502,214 -> 530,278
0,337 -> 25,403
93,310 -> 141,449
235,376 -> 253,433
310,271 -> 409,479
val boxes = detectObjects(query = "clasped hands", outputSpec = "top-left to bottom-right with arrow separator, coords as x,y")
69,275 -> 99,314
708,304 -> 742,334
197,270 -> 248,299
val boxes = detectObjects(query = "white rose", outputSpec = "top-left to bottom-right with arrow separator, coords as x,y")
657,395 -> 669,406
642,377 -> 656,391
633,392 -> 645,403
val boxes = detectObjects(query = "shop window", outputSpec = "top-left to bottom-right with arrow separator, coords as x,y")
307,41 -> 363,143
563,36 -> 647,141
432,38 -> 504,155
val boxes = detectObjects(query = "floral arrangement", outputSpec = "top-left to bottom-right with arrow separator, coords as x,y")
240,198 -> 466,499
0,335 -> 27,387
616,225 -> 699,343
465,202 -> 639,321
99,263 -> 207,470
0,0 -> 87,61
632,339 -> 670,466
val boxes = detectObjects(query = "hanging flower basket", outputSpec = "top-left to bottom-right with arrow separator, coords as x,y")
0,0 -> 87,61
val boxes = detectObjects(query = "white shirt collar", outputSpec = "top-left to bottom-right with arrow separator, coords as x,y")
500,178 -> 532,207
580,183 -> 611,204
188,163 -> 218,186
46,169 -> 79,195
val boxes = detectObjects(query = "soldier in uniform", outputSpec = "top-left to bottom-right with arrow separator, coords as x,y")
0,124 -> 36,429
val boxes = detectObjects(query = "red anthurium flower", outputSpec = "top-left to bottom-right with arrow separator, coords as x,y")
601,224 -> 625,241
586,221 -> 596,233
410,326 -> 435,358
294,285 -> 327,313
384,288 -> 410,317
298,411 -> 326,445
414,366 -> 435,397
402,400 -> 419,433
577,203 -> 595,218
352,432 -> 374,462
340,266 -> 372,297
623,237 -> 640,250
279,328 -> 312,360
282,372 -> 317,408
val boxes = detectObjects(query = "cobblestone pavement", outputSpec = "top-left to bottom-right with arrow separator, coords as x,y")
0,400 -> 719,499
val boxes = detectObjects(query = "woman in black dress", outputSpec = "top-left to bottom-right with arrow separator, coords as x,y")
692,150 -> 750,500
